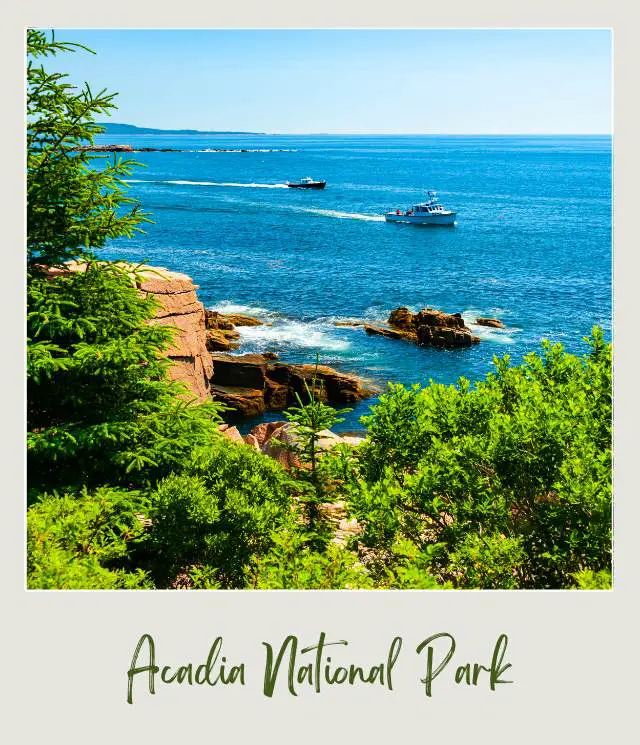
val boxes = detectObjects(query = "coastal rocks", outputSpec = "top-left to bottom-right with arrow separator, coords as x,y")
268,362 -> 375,405
247,420 -> 288,448
210,384 -> 266,417
71,144 -> 135,153
475,316 -> 506,329
388,306 -> 416,332
205,329 -> 241,352
208,353 -> 375,416
222,313 -> 264,327
203,310 -> 263,351
367,306 -> 480,348
413,309 -> 479,347
218,424 -> 244,444
247,421 -> 365,470
364,324 -> 408,341
212,353 -> 268,389
261,424 -> 303,469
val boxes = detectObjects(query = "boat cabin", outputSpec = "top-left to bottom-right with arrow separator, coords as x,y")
414,203 -> 445,213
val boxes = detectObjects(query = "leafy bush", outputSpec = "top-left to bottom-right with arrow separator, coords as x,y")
334,330 -> 611,589
246,531 -> 372,589
27,487 -> 151,589
148,443 -> 296,587
572,569 -> 612,590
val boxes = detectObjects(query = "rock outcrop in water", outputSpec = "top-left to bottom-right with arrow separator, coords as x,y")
475,316 -> 505,329
209,353 -> 376,416
365,306 -> 480,348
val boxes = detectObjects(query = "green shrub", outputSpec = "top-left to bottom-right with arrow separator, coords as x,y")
572,568 -> 612,589
148,443 -> 296,587
247,531 -> 372,589
337,330 -> 611,589
27,487 -> 152,589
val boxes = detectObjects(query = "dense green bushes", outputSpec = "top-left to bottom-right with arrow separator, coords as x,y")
147,444 -> 295,587
27,487 -> 152,589
330,330 -> 612,589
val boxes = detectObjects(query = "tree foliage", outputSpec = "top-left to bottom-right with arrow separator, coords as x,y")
27,29 -> 149,268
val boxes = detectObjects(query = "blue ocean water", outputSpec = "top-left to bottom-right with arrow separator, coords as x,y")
98,134 -> 612,431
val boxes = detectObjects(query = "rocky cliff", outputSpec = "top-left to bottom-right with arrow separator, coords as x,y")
45,262 -> 215,402
136,267 -> 214,401
48,261 -> 375,408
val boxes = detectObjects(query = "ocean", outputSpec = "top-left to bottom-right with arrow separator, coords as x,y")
97,133 -> 612,431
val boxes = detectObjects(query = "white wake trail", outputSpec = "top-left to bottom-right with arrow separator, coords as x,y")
125,179 -> 288,189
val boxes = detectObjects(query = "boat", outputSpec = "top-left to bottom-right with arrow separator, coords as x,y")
286,176 -> 326,190
385,191 -> 456,225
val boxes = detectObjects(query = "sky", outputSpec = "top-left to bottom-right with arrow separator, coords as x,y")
51,29 -> 612,134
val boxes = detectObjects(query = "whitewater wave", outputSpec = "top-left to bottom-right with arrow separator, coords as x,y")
208,301 -> 276,318
462,310 -> 517,345
124,179 -> 288,189
239,321 -> 351,352
207,302 -> 352,353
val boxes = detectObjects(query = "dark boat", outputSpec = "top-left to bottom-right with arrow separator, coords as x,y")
286,176 -> 326,189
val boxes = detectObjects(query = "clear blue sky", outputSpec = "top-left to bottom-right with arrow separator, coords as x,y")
52,29 -> 612,134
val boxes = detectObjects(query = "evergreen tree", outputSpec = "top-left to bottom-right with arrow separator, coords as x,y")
26,30 -> 222,496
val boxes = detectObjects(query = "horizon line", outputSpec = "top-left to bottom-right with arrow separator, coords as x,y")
99,126 -> 612,137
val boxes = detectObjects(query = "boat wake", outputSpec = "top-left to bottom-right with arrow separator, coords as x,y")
124,179 -> 288,189
195,148 -> 297,153
294,207 -> 385,222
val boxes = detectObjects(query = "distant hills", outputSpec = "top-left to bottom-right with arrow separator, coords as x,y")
97,123 -> 262,135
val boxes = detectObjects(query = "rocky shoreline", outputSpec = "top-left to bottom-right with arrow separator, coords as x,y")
46,262 -> 509,476
49,263 -> 506,417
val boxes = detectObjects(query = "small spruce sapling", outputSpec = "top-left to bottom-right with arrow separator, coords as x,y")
282,358 -> 351,550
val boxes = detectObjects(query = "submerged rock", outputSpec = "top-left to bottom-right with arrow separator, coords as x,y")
475,316 -> 506,329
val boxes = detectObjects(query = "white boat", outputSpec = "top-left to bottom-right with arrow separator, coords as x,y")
385,191 -> 456,225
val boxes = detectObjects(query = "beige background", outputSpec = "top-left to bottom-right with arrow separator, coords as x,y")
2,2 -> 637,741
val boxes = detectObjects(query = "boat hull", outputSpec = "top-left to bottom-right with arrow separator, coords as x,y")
287,182 -> 326,189
385,211 -> 456,226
